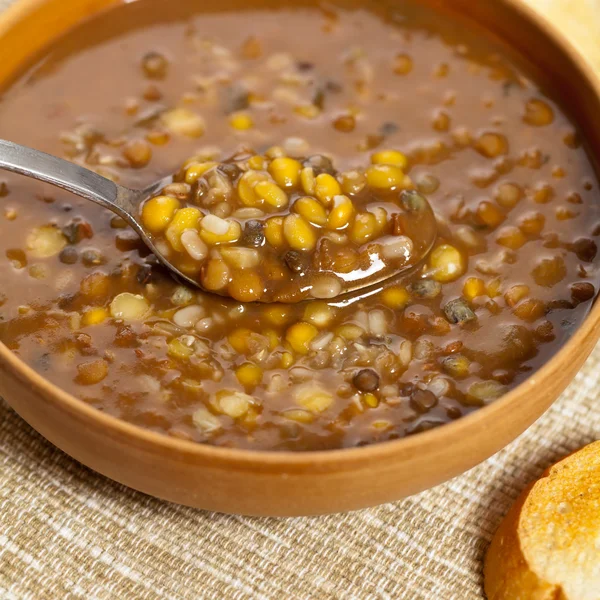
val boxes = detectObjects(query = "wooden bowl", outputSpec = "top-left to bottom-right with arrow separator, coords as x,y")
1,0 -> 599,517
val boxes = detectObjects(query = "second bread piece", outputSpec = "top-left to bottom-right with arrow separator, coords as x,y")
484,440 -> 600,600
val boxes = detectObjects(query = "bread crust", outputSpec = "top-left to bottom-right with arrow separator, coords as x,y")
484,440 -> 600,600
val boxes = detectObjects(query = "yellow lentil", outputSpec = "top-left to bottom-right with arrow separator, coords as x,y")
165,208 -> 202,251
429,244 -> 465,282
293,196 -> 328,226
365,164 -> 405,189
327,195 -> 355,230
229,111 -> 254,130
371,149 -> 408,169
81,307 -> 109,326
268,157 -> 302,188
380,286 -> 411,309
235,363 -> 263,388
314,173 -> 342,205
283,214 -> 317,251
285,322 -> 318,354
463,277 -> 486,300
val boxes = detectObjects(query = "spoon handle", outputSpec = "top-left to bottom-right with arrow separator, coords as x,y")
0,139 -> 138,219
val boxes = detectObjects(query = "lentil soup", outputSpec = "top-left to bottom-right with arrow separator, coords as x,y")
0,0 -> 598,451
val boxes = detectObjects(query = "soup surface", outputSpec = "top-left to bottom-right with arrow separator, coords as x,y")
0,0 -> 599,451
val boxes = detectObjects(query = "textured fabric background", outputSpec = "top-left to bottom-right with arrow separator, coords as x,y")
1,1 -> 600,599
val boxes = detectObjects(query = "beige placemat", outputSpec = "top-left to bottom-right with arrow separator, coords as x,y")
1,1 -> 600,598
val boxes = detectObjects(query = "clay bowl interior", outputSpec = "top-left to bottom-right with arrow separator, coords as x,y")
1,0 -> 600,517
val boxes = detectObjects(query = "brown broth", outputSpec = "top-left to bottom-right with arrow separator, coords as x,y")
0,0 -> 599,451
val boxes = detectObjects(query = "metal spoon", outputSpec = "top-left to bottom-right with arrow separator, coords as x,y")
0,139 -> 437,302
0,139 -> 195,282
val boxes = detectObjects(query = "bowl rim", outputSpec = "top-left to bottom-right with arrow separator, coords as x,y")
1,0 -> 599,471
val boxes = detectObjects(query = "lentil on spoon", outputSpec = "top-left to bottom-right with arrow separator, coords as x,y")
140,148 -> 438,302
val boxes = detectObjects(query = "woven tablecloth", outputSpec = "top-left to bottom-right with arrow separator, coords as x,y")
2,1 -> 600,598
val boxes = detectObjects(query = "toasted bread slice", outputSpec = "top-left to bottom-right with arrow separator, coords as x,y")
484,440 -> 600,599
527,0 -> 600,71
